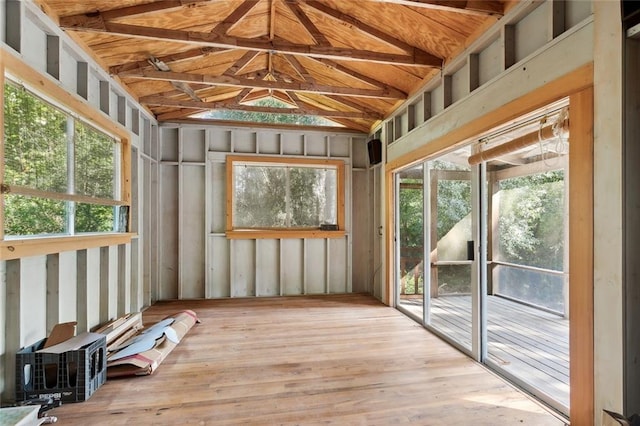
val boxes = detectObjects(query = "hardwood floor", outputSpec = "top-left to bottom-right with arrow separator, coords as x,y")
51,294 -> 565,425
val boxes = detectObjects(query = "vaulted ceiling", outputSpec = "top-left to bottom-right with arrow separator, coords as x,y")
36,0 -> 511,132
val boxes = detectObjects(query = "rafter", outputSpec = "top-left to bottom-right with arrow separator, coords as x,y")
210,0 -> 260,35
59,22 -> 442,68
224,50 -> 261,76
108,47 -> 226,75
284,0 -> 330,46
283,54 -> 315,82
235,87 -> 254,103
58,0 -> 213,29
309,57 -> 407,98
156,108 -> 207,121
121,69 -> 405,99
302,0 -> 440,60
141,83 -> 211,99
368,0 -> 503,16
269,0 -> 277,39
140,95 -> 382,119
323,94 -> 387,116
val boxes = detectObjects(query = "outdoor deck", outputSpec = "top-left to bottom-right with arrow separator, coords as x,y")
399,295 -> 569,411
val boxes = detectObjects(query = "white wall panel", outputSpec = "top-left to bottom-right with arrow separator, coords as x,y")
256,239 -> 280,296
181,166 -> 206,298
21,17 -> 46,72
258,132 -> 280,155
306,239 -> 327,294
182,128 -> 206,162
209,236 -> 230,297
20,257 -> 47,347
232,240 -> 256,297
306,133 -> 327,156
479,36 -> 502,86
515,2 -> 548,62
209,128 -> 231,152
108,245 -> 119,320
210,162 -> 226,233
160,165 -> 179,300
352,170 -> 371,293
566,0 -> 592,29
60,46 -> 77,93
282,239 -> 304,295
431,84 -> 444,115
86,248 -> 101,330
58,251 -> 77,323
452,63 -> 469,104
330,135 -> 350,158
282,133 -> 304,155
234,130 -> 257,153
329,238 -> 348,293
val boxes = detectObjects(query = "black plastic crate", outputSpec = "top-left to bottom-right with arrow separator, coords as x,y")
15,334 -> 107,403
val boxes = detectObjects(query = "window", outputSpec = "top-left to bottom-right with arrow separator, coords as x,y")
3,81 -> 125,237
226,156 -> 345,238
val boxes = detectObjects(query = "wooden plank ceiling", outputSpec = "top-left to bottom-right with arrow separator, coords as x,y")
38,0 -> 507,132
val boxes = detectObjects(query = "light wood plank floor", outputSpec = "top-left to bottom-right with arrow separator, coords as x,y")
399,295 -> 569,411
51,294 -> 565,425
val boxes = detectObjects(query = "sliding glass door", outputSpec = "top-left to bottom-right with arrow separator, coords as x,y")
394,102 -> 570,415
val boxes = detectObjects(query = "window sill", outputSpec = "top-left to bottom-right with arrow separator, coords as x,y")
0,233 -> 136,260
226,229 -> 346,240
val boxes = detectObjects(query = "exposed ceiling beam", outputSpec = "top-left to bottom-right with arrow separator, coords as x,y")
210,0 -> 260,35
59,22 -> 442,67
224,50 -> 261,76
58,0 -> 213,29
108,47 -> 226,75
235,87 -> 254,103
148,56 -> 202,101
308,57 -> 407,98
121,69 -> 405,99
323,94 -> 386,116
269,0 -> 277,39
284,0 -> 330,46
156,108 -> 206,121
142,83 -> 211,99
140,95 -> 382,119
302,0 -> 440,60
282,54 -> 315,82
368,0 -> 503,16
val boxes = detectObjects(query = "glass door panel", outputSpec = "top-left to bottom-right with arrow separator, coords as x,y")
396,164 -> 424,320
427,152 -> 474,352
484,108 -> 570,414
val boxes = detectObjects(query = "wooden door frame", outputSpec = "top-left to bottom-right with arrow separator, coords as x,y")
385,63 -> 594,424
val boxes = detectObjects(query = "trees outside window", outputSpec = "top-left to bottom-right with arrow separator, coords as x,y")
3,81 -> 122,237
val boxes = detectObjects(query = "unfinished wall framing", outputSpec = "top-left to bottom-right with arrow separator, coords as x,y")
0,2 -> 159,401
157,124 -> 371,299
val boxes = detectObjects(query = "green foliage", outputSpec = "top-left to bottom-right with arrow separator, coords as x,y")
76,204 -> 114,233
201,98 -> 340,127
75,121 -> 116,199
3,83 -> 67,192
498,171 -> 564,270
399,185 -> 423,248
234,163 -> 336,228
4,195 -> 66,235
3,82 -> 118,236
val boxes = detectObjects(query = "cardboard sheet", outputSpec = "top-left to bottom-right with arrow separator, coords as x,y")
106,310 -> 198,378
